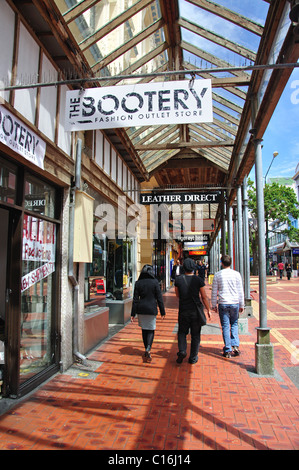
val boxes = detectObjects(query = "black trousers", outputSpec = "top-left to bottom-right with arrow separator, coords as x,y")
178,310 -> 201,359
142,329 -> 155,351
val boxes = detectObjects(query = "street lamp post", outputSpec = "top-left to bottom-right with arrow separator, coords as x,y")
265,151 -> 279,275
264,151 -> 279,185
253,136 -> 275,376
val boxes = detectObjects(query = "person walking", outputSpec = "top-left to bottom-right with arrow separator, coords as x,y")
278,261 -> 284,279
175,258 -> 211,364
196,260 -> 206,280
131,264 -> 165,362
171,259 -> 184,283
286,263 -> 292,281
211,255 -> 244,358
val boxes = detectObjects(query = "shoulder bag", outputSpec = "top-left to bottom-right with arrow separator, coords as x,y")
182,275 -> 206,326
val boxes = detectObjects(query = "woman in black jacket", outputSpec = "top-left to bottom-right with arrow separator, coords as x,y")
131,265 -> 166,362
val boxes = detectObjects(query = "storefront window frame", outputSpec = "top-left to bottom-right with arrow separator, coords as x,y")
84,187 -> 137,311
0,156 -> 62,398
20,173 -> 61,394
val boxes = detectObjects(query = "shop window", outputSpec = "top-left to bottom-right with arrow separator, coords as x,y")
106,238 -> 134,301
84,235 -> 134,307
24,174 -> 56,218
84,187 -> 136,310
84,234 -> 107,311
21,214 -> 57,383
0,156 -> 17,204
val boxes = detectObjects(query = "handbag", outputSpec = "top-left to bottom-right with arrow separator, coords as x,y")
182,276 -> 206,326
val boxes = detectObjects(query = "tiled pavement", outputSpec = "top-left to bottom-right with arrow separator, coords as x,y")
0,277 -> 299,451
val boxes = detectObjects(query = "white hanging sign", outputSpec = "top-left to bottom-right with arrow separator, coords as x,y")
65,79 -> 213,131
0,105 -> 46,169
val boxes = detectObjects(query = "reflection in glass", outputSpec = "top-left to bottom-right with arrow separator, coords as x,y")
0,157 -> 16,204
24,174 -> 56,218
20,215 -> 56,383
153,239 -> 166,291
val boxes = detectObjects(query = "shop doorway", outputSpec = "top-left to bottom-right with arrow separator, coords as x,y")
0,208 -> 9,385
1,157 -> 61,397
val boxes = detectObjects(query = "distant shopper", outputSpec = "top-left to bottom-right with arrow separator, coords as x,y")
175,258 -> 211,364
196,260 -> 206,280
286,264 -> 292,281
278,261 -> 284,279
171,259 -> 184,282
131,265 -> 165,362
211,255 -> 244,358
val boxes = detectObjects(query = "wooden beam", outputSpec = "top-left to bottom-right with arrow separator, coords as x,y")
134,139 -> 234,150
80,0 -> 155,51
101,43 -> 168,86
63,0 -> 100,24
159,0 -> 181,47
183,62 -> 248,99
178,17 -> 256,61
160,157 -> 215,169
186,0 -> 264,36
92,18 -> 165,71
192,148 -> 230,173
212,92 -> 243,115
31,0 -> 92,77
181,41 -> 250,79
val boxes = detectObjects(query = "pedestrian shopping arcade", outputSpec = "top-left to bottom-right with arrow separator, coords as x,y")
0,0 -> 298,398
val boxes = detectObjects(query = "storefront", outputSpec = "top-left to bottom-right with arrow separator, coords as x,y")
283,241 -> 299,274
293,248 -> 299,274
0,154 -> 61,398
82,186 -> 137,352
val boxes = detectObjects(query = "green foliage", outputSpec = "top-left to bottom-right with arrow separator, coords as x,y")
247,178 -> 299,242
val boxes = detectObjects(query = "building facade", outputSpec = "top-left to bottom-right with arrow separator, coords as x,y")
0,0 -> 142,398
268,176 -> 299,272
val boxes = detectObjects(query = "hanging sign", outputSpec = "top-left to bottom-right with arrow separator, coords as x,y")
140,191 -> 221,205
0,105 -> 46,169
65,79 -> 213,131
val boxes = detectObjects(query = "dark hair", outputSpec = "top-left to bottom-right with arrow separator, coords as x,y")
183,258 -> 197,273
138,264 -> 155,279
221,255 -> 232,267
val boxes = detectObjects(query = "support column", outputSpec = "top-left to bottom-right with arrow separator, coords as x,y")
243,177 -> 252,314
253,137 -> 274,376
210,241 -> 215,274
221,192 -> 226,255
227,204 -> 234,264
237,185 -> 244,279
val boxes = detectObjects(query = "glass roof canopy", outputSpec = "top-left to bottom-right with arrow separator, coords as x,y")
53,0 -> 271,178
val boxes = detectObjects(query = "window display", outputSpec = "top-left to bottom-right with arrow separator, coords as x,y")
84,187 -> 136,309
20,214 -> 56,382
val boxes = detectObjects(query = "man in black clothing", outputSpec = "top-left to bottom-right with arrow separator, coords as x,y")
196,260 -> 206,280
171,259 -> 184,282
175,258 -> 211,364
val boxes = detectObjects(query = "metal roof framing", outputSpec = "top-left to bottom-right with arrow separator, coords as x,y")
9,0 -> 299,240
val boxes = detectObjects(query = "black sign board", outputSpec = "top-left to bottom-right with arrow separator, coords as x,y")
140,192 -> 221,205
176,234 -> 210,242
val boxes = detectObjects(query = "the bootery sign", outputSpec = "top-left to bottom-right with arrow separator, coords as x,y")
65,79 -> 213,131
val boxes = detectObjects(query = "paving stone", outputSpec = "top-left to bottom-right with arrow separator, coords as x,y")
0,279 -> 299,450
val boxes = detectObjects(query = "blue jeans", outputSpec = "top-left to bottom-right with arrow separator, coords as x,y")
218,304 -> 239,353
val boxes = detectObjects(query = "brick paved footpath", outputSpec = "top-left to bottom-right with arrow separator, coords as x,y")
0,276 -> 299,451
